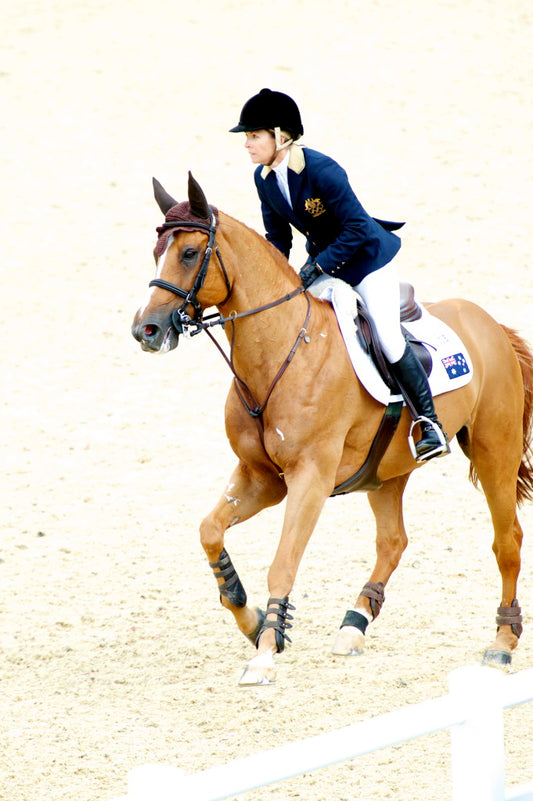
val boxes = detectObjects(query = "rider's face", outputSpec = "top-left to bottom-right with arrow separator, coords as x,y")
244,130 -> 276,165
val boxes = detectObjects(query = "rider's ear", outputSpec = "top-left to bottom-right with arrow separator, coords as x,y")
188,171 -> 210,220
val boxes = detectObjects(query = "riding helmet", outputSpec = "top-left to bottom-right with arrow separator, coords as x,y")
229,88 -> 304,139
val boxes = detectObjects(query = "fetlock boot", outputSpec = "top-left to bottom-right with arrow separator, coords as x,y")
390,342 -> 450,462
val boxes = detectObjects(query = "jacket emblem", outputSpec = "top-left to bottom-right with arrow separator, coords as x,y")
304,197 -> 326,217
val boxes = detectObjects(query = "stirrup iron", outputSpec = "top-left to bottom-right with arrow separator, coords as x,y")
408,416 -> 450,462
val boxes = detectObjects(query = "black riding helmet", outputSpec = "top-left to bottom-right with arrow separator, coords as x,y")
229,88 -> 304,140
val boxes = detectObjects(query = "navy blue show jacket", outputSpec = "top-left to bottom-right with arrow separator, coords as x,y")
254,145 -> 403,286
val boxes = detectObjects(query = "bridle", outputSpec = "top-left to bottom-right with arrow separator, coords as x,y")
149,209 -> 232,336
148,208 -> 310,419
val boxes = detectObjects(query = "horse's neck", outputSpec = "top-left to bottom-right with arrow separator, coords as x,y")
218,213 -> 300,311
217,216 -> 307,374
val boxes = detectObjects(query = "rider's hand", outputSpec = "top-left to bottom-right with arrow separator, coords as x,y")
299,259 -> 323,289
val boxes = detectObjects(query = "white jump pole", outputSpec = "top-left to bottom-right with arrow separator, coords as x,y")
111,666 -> 533,801
449,665 -> 505,801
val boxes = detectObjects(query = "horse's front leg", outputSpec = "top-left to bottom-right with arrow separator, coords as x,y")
332,474 -> 410,656
239,463 -> 334,685
200,460 -> 286,644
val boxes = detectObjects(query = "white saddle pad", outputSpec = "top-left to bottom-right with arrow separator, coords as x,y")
311,276 -> 473,406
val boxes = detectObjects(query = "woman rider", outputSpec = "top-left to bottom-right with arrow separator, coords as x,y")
229,88 -> 449,462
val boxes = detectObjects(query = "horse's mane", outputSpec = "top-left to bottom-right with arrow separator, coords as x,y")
218,210 -> 300,281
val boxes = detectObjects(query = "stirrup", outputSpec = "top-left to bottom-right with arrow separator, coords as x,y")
408,416 -> 450,463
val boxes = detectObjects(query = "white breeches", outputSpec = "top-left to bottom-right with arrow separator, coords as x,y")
355,262 -> 406,364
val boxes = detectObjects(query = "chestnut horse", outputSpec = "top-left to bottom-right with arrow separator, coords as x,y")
132,173 -> 533,685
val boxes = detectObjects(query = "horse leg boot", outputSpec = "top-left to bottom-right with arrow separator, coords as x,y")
209,549 -> 265,644
389,342 -> 450,462
240,463 -> 335,685
332,474 -> 409,656
200,459 -> 287,648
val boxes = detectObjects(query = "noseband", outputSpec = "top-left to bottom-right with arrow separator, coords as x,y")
149,210 -> 231,335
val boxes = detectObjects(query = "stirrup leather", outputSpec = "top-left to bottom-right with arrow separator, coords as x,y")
408,416 -> 450,462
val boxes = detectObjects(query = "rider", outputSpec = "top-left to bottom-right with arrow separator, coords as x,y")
229,88 -> 449,462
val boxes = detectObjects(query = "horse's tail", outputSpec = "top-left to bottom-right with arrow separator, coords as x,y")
501,324 -> 533,505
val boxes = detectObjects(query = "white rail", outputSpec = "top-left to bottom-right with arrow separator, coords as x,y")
110,665 -> 533,801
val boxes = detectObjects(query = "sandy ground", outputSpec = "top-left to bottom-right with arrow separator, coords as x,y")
1,1 -> 533,799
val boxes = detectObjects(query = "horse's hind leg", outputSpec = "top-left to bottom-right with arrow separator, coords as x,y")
464,418 -> 524,665
199,459 -> 286,644
476,468 -> 523,665
332,474 -> 410,655
484,509 -> 524,666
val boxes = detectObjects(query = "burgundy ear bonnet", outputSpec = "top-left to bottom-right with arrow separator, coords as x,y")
153,174 -> 219,259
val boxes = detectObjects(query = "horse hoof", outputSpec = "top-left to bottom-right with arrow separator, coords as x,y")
482,648 -> 512,667
331,626 -> 365,656
238,648 -> 276,686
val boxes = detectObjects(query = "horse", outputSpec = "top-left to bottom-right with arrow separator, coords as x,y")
131,172 -> 533,685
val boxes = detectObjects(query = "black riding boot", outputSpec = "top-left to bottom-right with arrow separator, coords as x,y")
390,342 -> 450,462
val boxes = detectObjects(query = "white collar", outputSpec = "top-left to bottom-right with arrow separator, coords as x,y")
260,144 -> 305,179
273,150 -> 290,178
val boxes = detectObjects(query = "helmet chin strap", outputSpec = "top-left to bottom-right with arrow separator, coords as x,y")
265,126 -> 294,167
274,126 -> 294,151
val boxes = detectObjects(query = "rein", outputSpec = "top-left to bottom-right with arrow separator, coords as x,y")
207,290 -> 311,418
149,211 -> 310,419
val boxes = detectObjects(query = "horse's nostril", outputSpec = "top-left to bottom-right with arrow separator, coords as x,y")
144,324 -> 156,338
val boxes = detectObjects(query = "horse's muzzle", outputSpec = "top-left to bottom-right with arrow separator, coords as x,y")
131,313 -> 180,353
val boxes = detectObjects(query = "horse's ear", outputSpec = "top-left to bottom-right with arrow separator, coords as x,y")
153,177 -> 178,215
188,171 -> 210,219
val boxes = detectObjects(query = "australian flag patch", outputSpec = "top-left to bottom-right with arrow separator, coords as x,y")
441,352 -> 470,379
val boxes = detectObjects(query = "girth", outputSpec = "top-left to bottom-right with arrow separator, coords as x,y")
331,399 -> 404,495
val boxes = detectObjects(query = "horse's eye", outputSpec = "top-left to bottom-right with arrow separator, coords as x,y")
182,247 -> 199,265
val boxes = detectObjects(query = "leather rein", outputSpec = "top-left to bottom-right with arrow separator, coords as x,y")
149,212 -> 310,419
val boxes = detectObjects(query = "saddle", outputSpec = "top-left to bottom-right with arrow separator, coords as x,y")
331,283 -> 432,496
356,282 -> 432,390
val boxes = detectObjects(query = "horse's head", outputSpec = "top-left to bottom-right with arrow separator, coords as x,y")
131,173 -> 230,353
